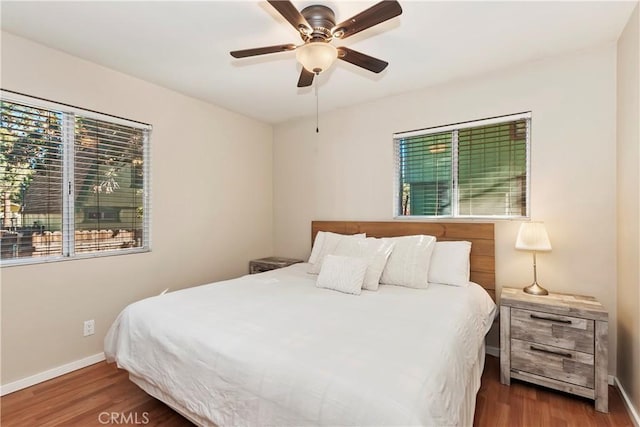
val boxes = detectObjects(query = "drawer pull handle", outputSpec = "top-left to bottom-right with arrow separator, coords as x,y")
530,314 -> 572,324
530,345 -> 572,359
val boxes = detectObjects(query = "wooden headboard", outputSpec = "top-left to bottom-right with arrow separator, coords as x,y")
312,221 -> 495,300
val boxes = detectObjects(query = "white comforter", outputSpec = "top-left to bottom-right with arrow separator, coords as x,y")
105,263 -> 496,427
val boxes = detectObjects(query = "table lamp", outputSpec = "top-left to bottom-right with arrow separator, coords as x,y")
515,222 -> 552,295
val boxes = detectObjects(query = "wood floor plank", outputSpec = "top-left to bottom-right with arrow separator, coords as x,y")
0,355 -> 633,426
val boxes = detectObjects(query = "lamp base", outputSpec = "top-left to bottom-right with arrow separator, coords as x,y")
523,282 -> 549,296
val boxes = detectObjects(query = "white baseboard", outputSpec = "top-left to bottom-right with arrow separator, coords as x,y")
615,377 -> 640,427
0,352 -> 105,396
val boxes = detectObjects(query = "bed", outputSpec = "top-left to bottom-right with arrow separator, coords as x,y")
105,221 -> 497,426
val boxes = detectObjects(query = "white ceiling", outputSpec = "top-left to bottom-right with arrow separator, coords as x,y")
1,1 -> 636,124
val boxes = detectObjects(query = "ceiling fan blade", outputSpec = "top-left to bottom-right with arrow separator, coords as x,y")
297,68 -> 315,87
337,47 -> 388,73
332,0 -> 402,40
267,1 -> 312,34
230,44 -> 296,58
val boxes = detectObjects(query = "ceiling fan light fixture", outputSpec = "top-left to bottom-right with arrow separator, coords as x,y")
296,42 -> 337,74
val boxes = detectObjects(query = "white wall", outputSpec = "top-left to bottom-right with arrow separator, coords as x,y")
0,32 -> 273,384
616,3 -> 640,418
273,44 -> 618,373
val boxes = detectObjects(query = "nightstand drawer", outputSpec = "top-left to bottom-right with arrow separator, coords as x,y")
511,308 -> 594,354
511,338 -> 594,388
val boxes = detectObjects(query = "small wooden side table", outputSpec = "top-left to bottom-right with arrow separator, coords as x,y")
500,287 -> 608,412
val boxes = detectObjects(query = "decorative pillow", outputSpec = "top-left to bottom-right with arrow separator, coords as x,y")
316,255 -> 367,295
334,237 -> 395,291
308,232 -> 365,274
380,235 -> 437,289
428,241 -> 472,287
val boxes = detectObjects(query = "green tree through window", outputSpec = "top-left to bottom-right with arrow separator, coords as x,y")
395,113 -> 529,218
0,94 -> 151,264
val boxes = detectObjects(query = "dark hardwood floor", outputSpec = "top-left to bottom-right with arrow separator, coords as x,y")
1,355 -> 633,426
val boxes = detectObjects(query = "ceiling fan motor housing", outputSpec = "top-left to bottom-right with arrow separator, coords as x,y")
300,5 -> 336,41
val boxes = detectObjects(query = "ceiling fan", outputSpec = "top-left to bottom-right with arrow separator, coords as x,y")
230,0 -> 402,87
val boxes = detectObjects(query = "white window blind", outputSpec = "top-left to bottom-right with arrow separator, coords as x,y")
0,92 -> 151,265
394,112 -> 530,218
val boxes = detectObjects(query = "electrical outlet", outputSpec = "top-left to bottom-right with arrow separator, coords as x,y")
83,319 -> 95,337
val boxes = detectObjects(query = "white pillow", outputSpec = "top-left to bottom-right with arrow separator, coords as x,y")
334,237 -> 395,291
316,255 -> 367,295
308,232 -> 365,274
380,235 -> 437,289
428,241 -> 472,287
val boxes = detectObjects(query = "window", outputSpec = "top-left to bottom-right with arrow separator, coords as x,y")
0,91 -> 151,265
394,112 -> 530,218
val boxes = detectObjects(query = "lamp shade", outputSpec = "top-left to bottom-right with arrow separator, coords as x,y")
515,222 -> 552,251
296,42 -> 337,74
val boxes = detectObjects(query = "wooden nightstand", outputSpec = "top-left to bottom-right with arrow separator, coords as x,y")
249,257 -> 303,274
500,287 -> 608,412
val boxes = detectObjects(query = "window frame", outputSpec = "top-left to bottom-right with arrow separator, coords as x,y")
393,112 -> 531,220
0,90 -> 152,267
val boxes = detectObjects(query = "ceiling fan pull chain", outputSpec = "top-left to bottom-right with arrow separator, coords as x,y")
315,75 -> 319,133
